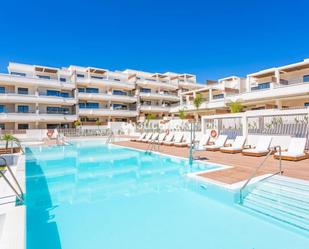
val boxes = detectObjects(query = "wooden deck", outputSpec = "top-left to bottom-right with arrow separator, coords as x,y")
113,141 -> 309,184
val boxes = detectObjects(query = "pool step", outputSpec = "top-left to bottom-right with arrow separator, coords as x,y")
241,175 -> 309,233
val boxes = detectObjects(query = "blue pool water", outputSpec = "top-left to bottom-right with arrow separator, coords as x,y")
25,141 -> 309,249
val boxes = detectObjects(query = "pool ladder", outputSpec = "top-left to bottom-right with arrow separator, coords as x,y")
0,156 -> 24,204
145,137 -> 160,154
239,145 -> 283,203
105,131 -> 115,144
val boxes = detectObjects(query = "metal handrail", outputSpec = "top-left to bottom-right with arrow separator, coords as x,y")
0,156 -> 24,203
239,145 -> 283,203
145,136 -> 160,154
105,131 -> 115,144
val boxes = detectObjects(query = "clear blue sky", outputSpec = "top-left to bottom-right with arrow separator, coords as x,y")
0,0 -> 308,83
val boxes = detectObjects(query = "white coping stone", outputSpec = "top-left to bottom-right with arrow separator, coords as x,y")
0,154 -> 25,249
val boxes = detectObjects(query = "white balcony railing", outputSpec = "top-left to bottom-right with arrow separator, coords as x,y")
139,92 -> 179,101
76,77 -> 135,90
79,108 -> 138,117
78,92 -> 137,103
0,93 -> 76,105
0,73 -> 75,89
136,78 -> 178,90
139,105 -> 171,113
0,112 -> 77,122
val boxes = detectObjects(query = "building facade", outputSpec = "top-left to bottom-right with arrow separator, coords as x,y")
172,58 -> 309,116
0,62 -> 203,130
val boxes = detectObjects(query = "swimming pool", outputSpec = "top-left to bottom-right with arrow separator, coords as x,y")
25,141 -> 309,249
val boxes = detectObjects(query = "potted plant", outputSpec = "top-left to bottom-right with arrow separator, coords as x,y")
1,133 -> 23,154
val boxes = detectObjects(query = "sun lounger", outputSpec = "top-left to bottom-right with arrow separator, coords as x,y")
164,133 -> 184,146
162,133 -> 174,145
193,134 -> 210,151
274,137 -> 309,161
242,136 -> 272,157
141,133 -> 153,143
131,133 -> 146,142
205,135 -> 228,151
146,133 -> 159,143
174,133 -> 191,147
154,133 -> 167,144
220,136 -> 246,153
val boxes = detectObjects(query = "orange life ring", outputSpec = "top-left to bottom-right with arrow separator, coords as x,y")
210,129 -> 217,138
165,129 -> 170,135
47,129 -> 54,138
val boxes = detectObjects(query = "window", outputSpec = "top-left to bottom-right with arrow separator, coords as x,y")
91,75 -> 103,79
251,82 -> 270,91
47,107 -> 70,114
47,90 -> 60,96
37,75 -> 51,80
18,105 -> 29,113
60,77 -> 66,82
113,90 -> 127,96
47,124 -> 58,129
11,72 -> 26,77
142,101 -> 151,106
0,87 -> 5,93
0,105 -> 5,113
61,92 -> 69,98
213,94 -> 224,100
113,104 -> 127,110
140,88 -> 151,93
0,123 -> 5,130
77,74 -> 85,78
79,103 -> 86,109
86,102 -> 99,109
305,102 -> 309,107
86,88 -> 99,93
78,88 -> 85,92
18,87 -> 28,94
303,75 -> 309,83
18,124 -> 29,130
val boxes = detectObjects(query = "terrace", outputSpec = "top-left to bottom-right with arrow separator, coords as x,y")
112,140 -> 309,183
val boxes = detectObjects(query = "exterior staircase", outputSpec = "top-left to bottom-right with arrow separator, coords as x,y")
241,175 -> 309,233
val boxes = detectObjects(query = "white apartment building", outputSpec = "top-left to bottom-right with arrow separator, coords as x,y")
0,62 -> 204,130
172,58 -> 309,116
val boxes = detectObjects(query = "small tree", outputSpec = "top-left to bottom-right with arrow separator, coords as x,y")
1,133 -> 23,154
74,120 -> 81,127
193,93 -> 203,121
96,119 -> 102,127
178,109 -> 186,120
229,101 -> 243,113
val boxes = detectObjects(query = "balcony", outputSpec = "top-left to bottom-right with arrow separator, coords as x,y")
79,108 -> 138,117
0,111 -> 77,122
139,92 -> 179,101
140,105 -> 171,113
136,78 -> 178,90
76,77 -> 135,90
0,73 -> 75,90
231,81 -> 309,103
178,80 -> 203,90
0,92 -> 76,105
78,92 -> 137,103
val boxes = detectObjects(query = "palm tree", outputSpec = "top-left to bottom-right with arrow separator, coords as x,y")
1,133 -> 23,154
229,101 -> 243,113
74,119 -> 81,127
178,109 -> 186,120
178,109 -> 186,130
193,93 -> 203,121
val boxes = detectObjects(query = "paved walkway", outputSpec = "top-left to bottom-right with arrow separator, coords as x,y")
113,141 -> 309,184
